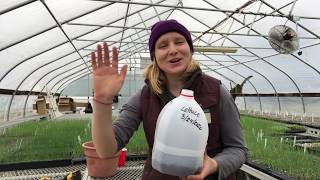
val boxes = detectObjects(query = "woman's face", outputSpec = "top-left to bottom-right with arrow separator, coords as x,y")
154,32 -> 192,77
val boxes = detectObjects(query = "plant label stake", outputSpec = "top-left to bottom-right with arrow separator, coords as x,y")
260,129 -> 263,141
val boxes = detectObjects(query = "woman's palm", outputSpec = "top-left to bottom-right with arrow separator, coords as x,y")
91,43 -> 127,100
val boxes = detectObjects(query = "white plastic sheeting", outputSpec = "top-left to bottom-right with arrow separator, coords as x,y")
1,0 -> 320,121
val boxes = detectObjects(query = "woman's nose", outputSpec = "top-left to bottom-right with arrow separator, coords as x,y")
168,43 -> 178,54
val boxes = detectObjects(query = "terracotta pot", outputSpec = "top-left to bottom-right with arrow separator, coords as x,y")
82,141 -> 120,178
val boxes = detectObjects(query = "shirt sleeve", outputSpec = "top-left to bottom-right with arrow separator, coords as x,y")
214,85 -> 248,179
112,89 -> 142,151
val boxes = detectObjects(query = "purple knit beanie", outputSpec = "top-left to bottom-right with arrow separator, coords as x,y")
148,19 -> 194,61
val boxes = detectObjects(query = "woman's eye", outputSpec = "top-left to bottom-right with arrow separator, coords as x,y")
159,44 -> 167,48
176,40 -> 185,44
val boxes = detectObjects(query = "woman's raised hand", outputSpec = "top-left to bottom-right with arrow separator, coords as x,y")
91,42 -> 128,102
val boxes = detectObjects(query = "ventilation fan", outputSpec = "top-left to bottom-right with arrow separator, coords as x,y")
268,25 -> 299,54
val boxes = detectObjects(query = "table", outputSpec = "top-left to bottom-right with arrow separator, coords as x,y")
0,160 -> 145,180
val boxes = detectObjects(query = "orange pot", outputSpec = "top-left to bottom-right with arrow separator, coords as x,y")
82,141 -> 120,178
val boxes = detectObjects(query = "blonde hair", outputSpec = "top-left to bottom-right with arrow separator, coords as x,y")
143,58 -> 200,95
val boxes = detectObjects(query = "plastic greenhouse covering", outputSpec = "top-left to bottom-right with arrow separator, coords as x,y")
1,0 -> 320,122
0,0 -> 320,179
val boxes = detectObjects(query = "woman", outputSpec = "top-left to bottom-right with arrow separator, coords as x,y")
91,19 -> 247,180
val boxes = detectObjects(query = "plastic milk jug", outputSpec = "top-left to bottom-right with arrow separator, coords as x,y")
152,89 -> 209,176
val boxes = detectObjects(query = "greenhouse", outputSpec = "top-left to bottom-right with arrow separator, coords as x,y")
0,0 -> 319,179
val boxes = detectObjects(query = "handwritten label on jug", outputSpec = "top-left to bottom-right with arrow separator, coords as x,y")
180,106 -> 202,130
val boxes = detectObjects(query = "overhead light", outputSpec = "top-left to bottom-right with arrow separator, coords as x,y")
194,46 -> 237,53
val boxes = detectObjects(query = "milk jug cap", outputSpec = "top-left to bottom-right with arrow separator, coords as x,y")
181,89 -> 194,97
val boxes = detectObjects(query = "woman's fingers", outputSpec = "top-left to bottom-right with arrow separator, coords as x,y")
93,43 -> 125,78
112,47 -> 118,69
185,174 -> 202,180
120,64 -> 128,81
91,52 -> 97,70
103,42 -> 110,66
97,44 -> 103,67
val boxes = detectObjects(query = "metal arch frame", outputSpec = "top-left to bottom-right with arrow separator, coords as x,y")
55,47 -> 148,93
39,0 -> 91,73
4,52 -> 83,121
0,41 -> 71,83
199,1 -> 307,113
118,0 -> 131,52
106,0 -> 179,66
208,0 -> 320,113
52,26 -> 264,105
4,1 -> 171,120
55,71 -> 92,96
258,1 -> 320,75
43,45 -> 145,97
55,63 -> 254,101
0,1 -> 117,52
41,66 -> 90,93
88,42 -> 258,111
200,0 -> 296,113
202,68 -> 249,111
2,0 -> 320,120
199,63 -> 238,85
180,1 -> 297,113
70,23 -> 318,41
189,6 -> 290,113
216,9 -> 313,114
4,1 -> 165,118
0,2 -> 118,82
260,0 -> 320,40
200,63 -> 251,111
149,0 -> 162,22
74,6 -> 173,65
52,47 -> 149,95
53,2 -> 289,112
48,68 -> 91,92
131,10 -> 153,67
180,9 -> 278,112
36,11 -> 166,93
57,72 -> 92,96
1,0 -> 170,86
5,54 -> 88,121
0,0 -> 37,15
200,53 -> 260,110
214,53 -> 284,70
56,60 -> 239,102
129,5 -> 157,71
22,55 -> 91,117
209,40 -> 320,69
91,0 -> 315,19
0,0 -> 277,88
54,0 -> 320,98
41,34 -> 150,101
190,29 -> 262,110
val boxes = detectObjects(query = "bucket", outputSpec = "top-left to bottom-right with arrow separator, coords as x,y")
82,141 -> 120,178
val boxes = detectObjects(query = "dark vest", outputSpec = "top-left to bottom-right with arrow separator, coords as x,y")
140,73 -> 235,180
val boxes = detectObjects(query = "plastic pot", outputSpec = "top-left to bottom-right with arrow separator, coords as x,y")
82,141 -> 120,178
